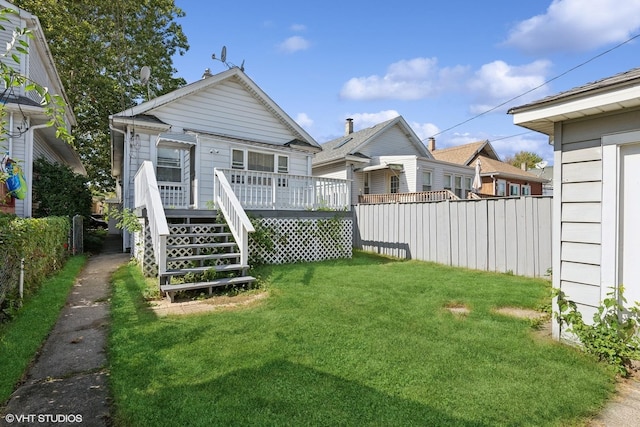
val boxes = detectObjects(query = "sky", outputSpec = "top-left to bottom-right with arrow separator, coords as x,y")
170,0 -> 640,165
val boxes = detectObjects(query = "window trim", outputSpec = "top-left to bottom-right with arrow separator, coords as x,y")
422,170 -> 432,192
156,146 -> 183,183
509,183 -> 521,196
390,175 -> 400,194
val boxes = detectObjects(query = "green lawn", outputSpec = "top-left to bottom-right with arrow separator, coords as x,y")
109,252 -> 615,426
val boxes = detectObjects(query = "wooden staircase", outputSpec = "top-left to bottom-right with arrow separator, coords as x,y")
159,211 -> 256,302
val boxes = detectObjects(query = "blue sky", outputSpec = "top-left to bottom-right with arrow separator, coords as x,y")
171,0 -> 640,165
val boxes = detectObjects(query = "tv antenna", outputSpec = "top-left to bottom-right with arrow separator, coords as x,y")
534,160 -> 548,170
212,45 -> 245,71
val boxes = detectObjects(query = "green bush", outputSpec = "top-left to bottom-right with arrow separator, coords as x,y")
0,215 -> 70,322
555,286 -> 640,376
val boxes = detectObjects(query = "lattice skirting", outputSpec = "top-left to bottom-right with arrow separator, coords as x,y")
135,218 -> 158,277
249,216 -> 352,264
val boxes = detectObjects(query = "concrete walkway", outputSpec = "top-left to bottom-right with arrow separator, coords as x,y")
1,235 -> 128,426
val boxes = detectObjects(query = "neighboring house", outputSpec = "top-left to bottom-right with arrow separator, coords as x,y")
110,67 -> 351,300
429,139 -> 548,197
528,165 -> 553,196
508,66 -> 640,339
0,1 -> 83,217
312,116 -> 475,205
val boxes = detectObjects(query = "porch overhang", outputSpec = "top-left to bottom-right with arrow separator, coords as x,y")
358,163 -> 404,172
156,132 -> 198,148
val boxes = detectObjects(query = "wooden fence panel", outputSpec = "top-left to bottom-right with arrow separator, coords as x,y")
353,196 -> 552,277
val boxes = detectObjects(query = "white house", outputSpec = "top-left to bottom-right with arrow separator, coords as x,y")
110,67 -> 351,300
509,66 -> 640,339
312,116 -> 475,205
0,1 -> 83,217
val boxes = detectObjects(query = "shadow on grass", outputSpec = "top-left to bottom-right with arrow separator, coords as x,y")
121,359 -> 489,426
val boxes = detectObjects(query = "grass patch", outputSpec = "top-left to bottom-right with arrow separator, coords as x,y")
109,251 -> 615,426
0,255 -> 87,403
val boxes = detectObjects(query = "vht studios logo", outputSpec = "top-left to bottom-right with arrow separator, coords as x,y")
4,413 -> 83,423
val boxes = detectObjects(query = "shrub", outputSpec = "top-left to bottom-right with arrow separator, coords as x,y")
554,286 -> 640,376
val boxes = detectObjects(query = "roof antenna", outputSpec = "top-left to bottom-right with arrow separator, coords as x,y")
212,45 -> 245,72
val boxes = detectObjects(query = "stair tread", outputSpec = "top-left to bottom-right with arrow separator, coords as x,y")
167,253 -> 239,262
162,264 -> 248,276
167,242 -> 237,249
160,276 -> 256,292
168,232 -> 230,237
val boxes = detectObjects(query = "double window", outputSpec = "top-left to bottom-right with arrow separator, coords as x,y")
231,149 -> 288,174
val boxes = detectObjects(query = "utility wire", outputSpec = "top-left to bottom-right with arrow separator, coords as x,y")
428,31 -> 640,139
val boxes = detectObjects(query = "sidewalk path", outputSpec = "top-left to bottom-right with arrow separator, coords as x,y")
2,235 -> 128,426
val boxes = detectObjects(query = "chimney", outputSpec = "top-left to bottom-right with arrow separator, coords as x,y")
521,162 -> 527,170
427,137 -> 436,151
202,68 -> 212,79
345,118 -> 354,135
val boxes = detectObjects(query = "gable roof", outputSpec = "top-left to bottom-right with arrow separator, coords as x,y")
312,116 -> 430,166
110,67 -> 319,149
508,67 -> 640,135
430,140 -> 499,164
474,155 -> 548,183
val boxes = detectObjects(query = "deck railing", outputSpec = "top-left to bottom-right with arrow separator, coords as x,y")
158,182 -> 188,208
214,169 -> 255,267
216,168 -> 351,211
134,161 -> 170,275
358,190 -> 459,204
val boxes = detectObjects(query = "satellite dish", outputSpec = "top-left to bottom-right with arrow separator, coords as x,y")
535,161 -> 548,169
140,66 -> 151,85
220,46 -> 227,63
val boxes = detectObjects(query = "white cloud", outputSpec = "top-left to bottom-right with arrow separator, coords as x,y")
340,58 -> 468,101
346,110 -> 400,131
278,36 -> 310,53
291,24 -> 306,32
410,121 -> 440,141
295,112 -> 314,129
467,60 -> 551,114
504,0 -> 640,54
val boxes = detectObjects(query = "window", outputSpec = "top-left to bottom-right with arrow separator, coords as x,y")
232,149 -> 244,169
465,177 -> 472,193
390,175 -> 400,193
455,176 -> 463,198
509,183 -> 520,196
277,156 -> 289,173
521,185 -> 531,196
248,151 -> 274,172
444,174 -> 452,191
496,179 -> 506,196
157,147 -> 181,182
422,171 -> 432,191
364,173 -> 370,194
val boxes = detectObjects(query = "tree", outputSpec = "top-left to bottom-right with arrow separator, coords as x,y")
32,157 -> 92,219
12,0 -> 189,192
504,151 -> 543,170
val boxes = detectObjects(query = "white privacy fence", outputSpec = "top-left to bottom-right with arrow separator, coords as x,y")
353,196 -> 552,278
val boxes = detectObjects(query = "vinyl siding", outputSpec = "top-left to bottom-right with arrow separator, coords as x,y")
359,125 -> 423,157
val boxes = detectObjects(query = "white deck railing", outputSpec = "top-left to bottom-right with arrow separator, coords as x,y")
216,168 -> 351,211
158,182 -> 188,208
134,161 -> 170,275
214,169 -> 255,267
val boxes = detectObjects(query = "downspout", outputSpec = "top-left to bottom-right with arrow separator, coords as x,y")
25,121 -> 53,217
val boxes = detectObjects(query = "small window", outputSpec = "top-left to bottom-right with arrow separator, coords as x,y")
496,179 -> 506,196
444,174 -> 452,191
521,185 -> 531,196
157,147 -> 181,182
364,173 -> 370,194
390,175 -> 400,194
465,177 -> 472,192
232,149 -> 244,169
509,183 -> 520,196
422,171 -> 432,191
455,176 -> 463,198
277,156 -> 289,173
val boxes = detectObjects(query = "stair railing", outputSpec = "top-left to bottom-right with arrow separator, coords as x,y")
214,168 -> 255,267
134,161 -> 170,275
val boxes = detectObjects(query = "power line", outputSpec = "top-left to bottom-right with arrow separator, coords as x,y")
428,31 -> 640,140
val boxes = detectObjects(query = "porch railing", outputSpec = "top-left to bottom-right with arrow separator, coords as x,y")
214,169 -> 255,267
358,190 -> 459,204
134,161 -> 170,275
158,182 -> 188,208
215,168 -> 351,211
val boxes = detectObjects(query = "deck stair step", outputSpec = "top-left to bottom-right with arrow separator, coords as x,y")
162,263 -> 248,277
167,252 -> 239,263
167,242 -> 236,250
168,232 -> 231,238
161,276 -> 256,302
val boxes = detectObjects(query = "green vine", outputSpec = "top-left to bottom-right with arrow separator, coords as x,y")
104,205 -> 141,233
554,286 -> 640,376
